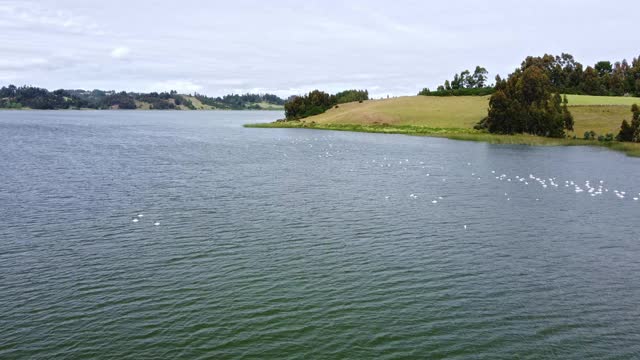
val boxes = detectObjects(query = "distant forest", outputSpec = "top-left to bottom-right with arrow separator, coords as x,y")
420,53 -> 640,97
0,85 -> 286,110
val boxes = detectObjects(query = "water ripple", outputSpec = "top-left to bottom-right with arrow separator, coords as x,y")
2,111 -> 640,359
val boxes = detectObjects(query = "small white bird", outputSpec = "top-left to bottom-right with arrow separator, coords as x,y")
138,214 -> 144,218
132,218 -> 139,223
464,225 -> 467,229
154,222 -> 160,226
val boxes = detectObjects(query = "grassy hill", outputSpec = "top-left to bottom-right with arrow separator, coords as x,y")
564,95 -> 640,106
294,95 -> 636,137
181,95 -> 214,110
308,96 -> 487,128
247,94 -> 640,156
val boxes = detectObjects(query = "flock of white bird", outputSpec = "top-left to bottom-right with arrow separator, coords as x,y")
492,170 -> 639,201
133,135 -> 637,229
281,135 -> 640,205
269,135 -> 640,233
131,213 -> 160,226
368,157 -> 639,204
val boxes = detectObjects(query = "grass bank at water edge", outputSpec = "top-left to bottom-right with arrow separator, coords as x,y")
244,121 -> 640,157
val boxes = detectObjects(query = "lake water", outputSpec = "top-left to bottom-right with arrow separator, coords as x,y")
1,110 -> 640,359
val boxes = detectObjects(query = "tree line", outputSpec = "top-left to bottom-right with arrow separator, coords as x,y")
521,54 -> 640,97
0,85 -> 286,110
475,53 -> 640,139
420,53 -> 640,98
284,89 -> 369,120
419,66 -> 493,96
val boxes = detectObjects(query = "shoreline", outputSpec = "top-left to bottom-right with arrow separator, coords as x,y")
244,121 -> 640,157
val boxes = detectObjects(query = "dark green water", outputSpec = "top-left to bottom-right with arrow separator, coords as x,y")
1,111 -> 640,359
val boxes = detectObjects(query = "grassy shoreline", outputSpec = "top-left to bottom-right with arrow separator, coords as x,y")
244,121 -> 640,157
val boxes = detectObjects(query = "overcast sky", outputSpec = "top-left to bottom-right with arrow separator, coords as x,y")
0,0 -> 637,98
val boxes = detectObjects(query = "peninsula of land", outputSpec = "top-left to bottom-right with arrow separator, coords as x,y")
246,53 -> 640,157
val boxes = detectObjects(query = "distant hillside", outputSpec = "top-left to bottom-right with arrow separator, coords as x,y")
0,85 -> 285,110
189,92 -> 285,110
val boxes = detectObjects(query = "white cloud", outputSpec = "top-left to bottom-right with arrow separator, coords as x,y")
146,80 -> 203,94
2,0 -> 638,97
110,47 -> 130,59
0,58 -> 48,71
0,2 -> 104,35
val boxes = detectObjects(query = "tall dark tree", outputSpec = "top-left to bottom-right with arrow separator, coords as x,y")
632,104 -> 640,142
470,66 -> 489,88
581,67 -> 603,95
616,104 -> 640,142
481,64 -> 571,137
617,120 -> 634,142
594,61 -> 613,76
562,95 -> 574,131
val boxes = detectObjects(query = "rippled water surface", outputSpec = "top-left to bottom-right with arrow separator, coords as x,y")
1,111 -> 640,359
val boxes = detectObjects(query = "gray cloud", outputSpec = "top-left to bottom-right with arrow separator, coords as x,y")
1,0 -> 638,97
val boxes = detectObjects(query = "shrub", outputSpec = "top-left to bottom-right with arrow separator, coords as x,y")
617,119 -> 634,141
616,104 -> 639,142
584,131 -> 596,140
